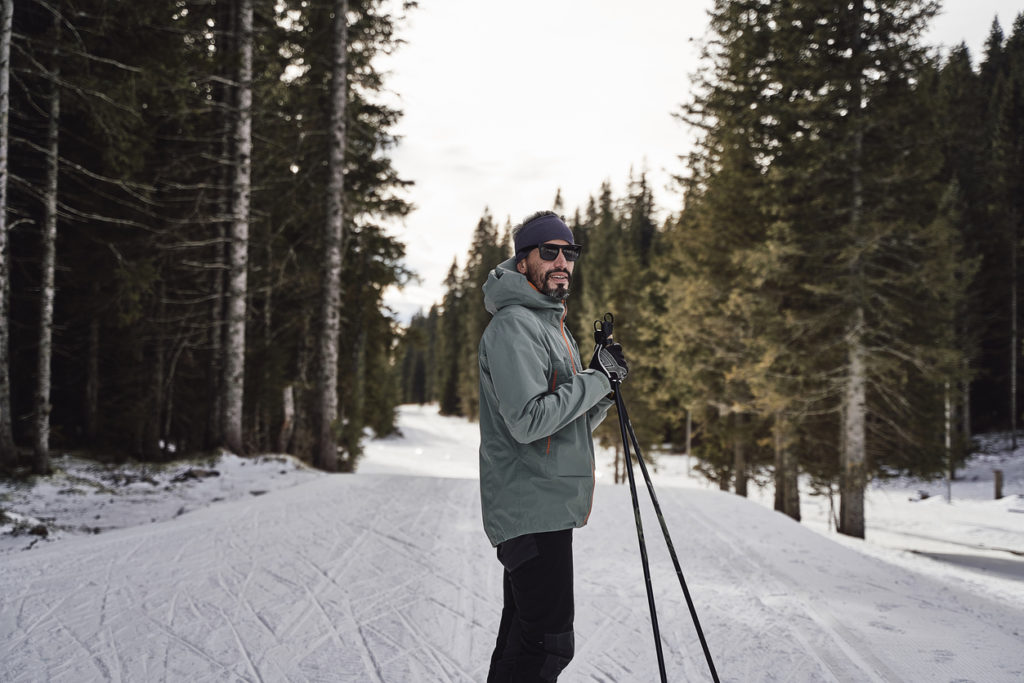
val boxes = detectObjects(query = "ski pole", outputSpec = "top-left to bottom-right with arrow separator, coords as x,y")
595,314 -> 667,681
613,378 -> 668,683
617,386 -> 721,683
595,313 -> 720,683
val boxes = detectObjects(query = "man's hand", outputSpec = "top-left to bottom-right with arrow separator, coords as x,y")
589,343 -> 629,383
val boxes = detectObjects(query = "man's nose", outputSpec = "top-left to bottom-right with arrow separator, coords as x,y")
552,249 -> 568,267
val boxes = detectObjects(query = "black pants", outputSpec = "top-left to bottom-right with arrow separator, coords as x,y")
487,529 -> 575,682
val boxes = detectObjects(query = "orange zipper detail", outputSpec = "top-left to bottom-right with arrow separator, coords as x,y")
559,303 -> 577,374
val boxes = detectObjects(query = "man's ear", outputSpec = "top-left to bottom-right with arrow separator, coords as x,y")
516,259 -> 527,274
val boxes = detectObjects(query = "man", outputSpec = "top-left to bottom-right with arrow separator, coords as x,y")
477,211 -> 629,682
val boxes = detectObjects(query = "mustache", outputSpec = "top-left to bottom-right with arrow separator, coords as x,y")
546,268 -> 571,280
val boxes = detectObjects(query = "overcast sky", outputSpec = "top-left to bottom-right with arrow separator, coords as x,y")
376,0 -> 1022,322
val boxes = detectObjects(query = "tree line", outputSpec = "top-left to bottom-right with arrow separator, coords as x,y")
398,3 -> 1024,539
0,0 -> 414,474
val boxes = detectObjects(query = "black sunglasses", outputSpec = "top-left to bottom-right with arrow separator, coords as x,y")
532,243 -> 582,262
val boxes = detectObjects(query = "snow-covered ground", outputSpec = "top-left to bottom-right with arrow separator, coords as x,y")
363,405 -> 1024,609
1,404 -> 1022,681
0,452 -> 323,554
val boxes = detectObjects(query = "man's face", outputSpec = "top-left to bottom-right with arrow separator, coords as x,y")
517,240 -> 575,301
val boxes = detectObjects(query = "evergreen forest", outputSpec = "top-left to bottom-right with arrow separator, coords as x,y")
1,0 -> 1023,540
0,0 -> 414,474
398,4 -> 1024,538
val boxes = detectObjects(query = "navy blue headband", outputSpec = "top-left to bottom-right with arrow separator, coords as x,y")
514,215 -> 575,262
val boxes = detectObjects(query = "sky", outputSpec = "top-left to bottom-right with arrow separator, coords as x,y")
377,0 -> 1023,323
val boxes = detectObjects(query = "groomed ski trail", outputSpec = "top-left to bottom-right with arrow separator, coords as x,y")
2,473 -> 1022,682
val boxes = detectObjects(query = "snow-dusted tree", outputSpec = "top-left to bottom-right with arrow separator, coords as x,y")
223,0 -> 253,456
314,0 -> 348,471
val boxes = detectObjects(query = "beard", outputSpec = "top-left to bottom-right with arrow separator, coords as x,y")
526,262 -> 572,301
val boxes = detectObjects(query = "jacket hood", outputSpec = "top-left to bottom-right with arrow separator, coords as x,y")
482,257 -> 566,316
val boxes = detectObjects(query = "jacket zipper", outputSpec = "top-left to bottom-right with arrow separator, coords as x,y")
560,302 -> 596,524
559,303 -> 578,374
547,305 -> 577,455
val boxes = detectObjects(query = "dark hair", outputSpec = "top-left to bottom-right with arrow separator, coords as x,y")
512,210 -> 563,241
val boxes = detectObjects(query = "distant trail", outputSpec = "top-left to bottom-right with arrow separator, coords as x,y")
2,474 -> 1023,682
875,526 -> 1024,556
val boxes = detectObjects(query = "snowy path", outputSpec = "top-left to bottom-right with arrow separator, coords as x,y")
2,470 -> 1022,681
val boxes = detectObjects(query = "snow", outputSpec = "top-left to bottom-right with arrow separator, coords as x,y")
2,404 -> 1023,681
0,453 -> 323,552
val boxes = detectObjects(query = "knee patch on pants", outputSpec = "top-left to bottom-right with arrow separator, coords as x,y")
539,631 -> 574,681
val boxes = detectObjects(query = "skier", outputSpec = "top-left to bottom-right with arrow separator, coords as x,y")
477,210 -> 629,681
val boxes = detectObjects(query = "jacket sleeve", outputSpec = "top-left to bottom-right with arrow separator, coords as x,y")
481,312 -> 612,444
587,395 -> 613,431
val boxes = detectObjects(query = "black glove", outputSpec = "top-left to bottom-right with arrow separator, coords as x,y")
590,342 -> 629,383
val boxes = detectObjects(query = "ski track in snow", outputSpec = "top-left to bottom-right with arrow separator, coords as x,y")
2,406 -> 1023,682
3,474 -> 1023,681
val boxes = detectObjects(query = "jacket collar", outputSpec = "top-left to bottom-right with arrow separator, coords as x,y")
483,257 -> 567,318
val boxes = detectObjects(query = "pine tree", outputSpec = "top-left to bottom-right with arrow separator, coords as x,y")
565,206 -> 589,337
437,260 -> 464,416
665,0 -> 968,535
933,45 -> 986,465
758,0 -> 955,537
988,14 -> 1024,446
581,182 -> 619,323
459,209 -> 505,420
663,0 -> 781,500
399,310 -> 432,404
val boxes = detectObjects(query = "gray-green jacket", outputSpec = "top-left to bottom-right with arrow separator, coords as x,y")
478,257 -> 613,547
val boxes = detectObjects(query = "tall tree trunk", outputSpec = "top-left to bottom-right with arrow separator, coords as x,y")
773,414 -> 799,520
149,291 -> 165,461
733,414 -> 748,497
685,407 -> 692,461
315,0 -> 348,471
839,124 -> 864,540
208,235 -> 226,449
86,289 -> 99,442
1011,230 -> 1018,450
839,13 -> 867,537
961,374 -> 970,444
840,309 -> 868,538
278,385 -> 295,453
222,0 -> 253,455
33,9 -> 60,474
292,315 -> 314,458
341,325 -> 366,472
0,0 -> 15,462
944,382 -> 953,502
206,0 -> 235,451
258,239 -> 274,450
132,341 -> 145,456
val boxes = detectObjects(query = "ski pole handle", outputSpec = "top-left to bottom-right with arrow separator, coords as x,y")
593,312 -> 615,347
